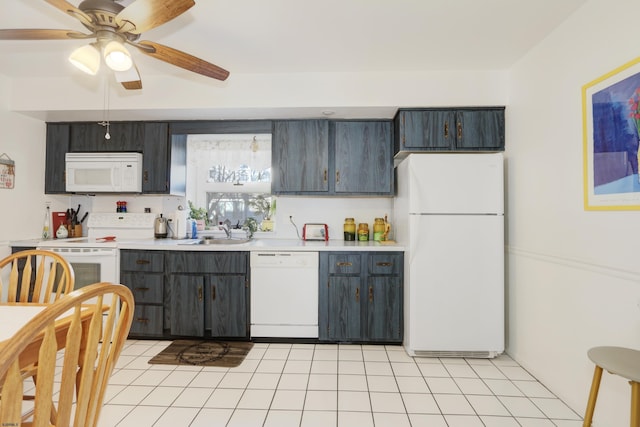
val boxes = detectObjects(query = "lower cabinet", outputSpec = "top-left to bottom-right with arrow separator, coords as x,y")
120,250 -> 165,337
166,251 -> 249,339
319,252 -> 403,343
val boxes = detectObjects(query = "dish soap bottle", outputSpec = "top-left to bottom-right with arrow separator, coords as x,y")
42,205 -> 51,239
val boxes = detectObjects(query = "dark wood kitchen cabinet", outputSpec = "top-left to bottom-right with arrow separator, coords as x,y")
394,107 -> 505,156
272,119 -> 394,196
45,121 -> 184,195
272,120 -> 330,194
120,250 -> 165,337
166,251 -> 249,339
333,120 -> 393,195
319,251 -> 403,343
69,122 -> 144,152
45,123 -> 70,194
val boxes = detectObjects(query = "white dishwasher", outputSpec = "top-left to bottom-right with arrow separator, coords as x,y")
250,251 -> 319,338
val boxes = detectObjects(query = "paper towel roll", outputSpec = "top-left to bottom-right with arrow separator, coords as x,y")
172,208 -> 189,239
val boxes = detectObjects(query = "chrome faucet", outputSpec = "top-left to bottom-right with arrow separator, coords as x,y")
218,219 -> 232,238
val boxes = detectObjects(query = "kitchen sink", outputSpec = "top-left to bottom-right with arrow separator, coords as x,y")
198,237 -> 252,245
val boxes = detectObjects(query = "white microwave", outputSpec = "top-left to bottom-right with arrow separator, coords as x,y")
65,152 -> 143,193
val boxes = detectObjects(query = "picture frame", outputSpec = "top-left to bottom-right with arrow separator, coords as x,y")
582,56 -> 640,210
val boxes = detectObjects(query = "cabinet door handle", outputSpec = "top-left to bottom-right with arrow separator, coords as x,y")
355,287 -> 360,302
457,122 -> 462,139
211,286 -> 216,300
337,262 -> 352,267
323,169 -> 328,182
369,286 -> 373,302
143,170 -> 149,183
134,287 -> 149,292
136,259 -> 150,265
376,262 -> 392,267
444,122 -> 449,139
336,171 -> 340,183
136,317 -> 149,324
198,286 -> 203,302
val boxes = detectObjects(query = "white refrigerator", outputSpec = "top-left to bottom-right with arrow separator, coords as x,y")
394,153 -> 504,358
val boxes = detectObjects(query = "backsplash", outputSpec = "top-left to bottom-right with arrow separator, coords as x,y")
46,194 -> 395,241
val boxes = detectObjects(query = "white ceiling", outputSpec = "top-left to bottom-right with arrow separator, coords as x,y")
0,0 -> 586,120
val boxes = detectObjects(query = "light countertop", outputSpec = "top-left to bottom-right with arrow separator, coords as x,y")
11,237 -> 404,252
117,238 -> 404,252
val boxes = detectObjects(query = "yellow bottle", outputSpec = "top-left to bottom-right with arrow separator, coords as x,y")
358,223 -> 369,241
373,218 -> 385,241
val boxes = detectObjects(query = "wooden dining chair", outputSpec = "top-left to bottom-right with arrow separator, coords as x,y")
0,282 -> 134,427
0,249 -> 75,303
583,346 -> 640,426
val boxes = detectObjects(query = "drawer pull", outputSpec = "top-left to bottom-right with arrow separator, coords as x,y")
444,122 -> 449,138
369,286 -> 374,302
376,262 -> 393,267
457,121 -> 463,139
336,170 -> 340,183
136,259 -> 151,265
323,169 -> 328,182
134,287 -> 149,292
198,286 -> 203,302
136,317 -> 149,323
337,262 -> 352,267
355,287 -> 360,302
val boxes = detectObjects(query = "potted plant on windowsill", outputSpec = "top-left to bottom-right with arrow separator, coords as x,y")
249,196 -> 275,232
188,201 -> 208,231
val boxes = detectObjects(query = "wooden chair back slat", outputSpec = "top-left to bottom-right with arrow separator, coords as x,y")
0,283 -> 134,427
0,250 -> 75,303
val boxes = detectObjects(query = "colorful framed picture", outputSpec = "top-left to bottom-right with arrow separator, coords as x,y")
582,56 -> 640,210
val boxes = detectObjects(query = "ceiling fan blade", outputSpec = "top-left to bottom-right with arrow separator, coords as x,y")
0,29 -> 92,40
133,40 -> 229,81
116,0 -> 195,34
115,65 -> 143,90
44,0 -> 93,27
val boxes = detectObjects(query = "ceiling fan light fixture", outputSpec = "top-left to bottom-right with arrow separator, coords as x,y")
69,43 -> 100,75
103,40 -> 133,71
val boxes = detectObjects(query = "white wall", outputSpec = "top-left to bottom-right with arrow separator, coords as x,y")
0,75 -> 48,257
507,0 -> 640,424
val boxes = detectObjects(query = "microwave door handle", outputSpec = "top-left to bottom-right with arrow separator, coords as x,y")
113,166 -> 120,188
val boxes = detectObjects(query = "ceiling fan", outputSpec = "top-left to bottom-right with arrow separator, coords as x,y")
0,0 -> 230,89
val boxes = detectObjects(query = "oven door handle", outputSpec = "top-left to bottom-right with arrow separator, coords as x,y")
37,249 -> 117,258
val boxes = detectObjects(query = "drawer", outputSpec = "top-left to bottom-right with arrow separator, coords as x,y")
121,272 -> 164,304
167,251 -> 248,274
129,305 -> 164,337
328,254 -> 361,274
120,250 -> 164,272
368,253 -> 402,275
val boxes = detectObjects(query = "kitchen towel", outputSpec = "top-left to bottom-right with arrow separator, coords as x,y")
148,340 -> 253,367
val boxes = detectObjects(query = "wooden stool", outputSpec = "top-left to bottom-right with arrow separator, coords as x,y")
583,346 -> 640,427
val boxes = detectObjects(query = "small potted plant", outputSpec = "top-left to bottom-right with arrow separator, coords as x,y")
188,201 -> 208,231
249,196 -> 275,231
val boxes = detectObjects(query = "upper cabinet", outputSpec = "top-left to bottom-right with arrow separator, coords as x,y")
45,121 -> 185,195
272,120 -> 329,194
394,107 -> 505,157
272,119 -> 394,196
333,120 -> 393,195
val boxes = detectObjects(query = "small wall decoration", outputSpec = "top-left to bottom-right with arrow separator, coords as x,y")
0,153 -> 15,189
582,56 -> 640,210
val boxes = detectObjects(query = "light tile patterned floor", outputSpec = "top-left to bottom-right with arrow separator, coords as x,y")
95,340 -> 582,427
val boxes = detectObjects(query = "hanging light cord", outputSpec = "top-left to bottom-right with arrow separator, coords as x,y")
99,75 -> 111,140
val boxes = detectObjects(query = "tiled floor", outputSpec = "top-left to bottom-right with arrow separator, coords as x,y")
95,340 -> 582,427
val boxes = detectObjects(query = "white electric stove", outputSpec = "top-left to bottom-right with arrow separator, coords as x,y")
37,213 -> 156,288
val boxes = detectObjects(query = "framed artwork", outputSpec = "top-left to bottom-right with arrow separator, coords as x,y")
582,56 -> 640,210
